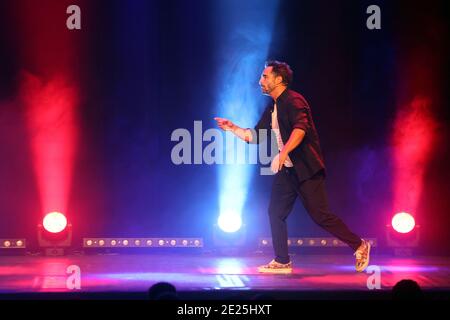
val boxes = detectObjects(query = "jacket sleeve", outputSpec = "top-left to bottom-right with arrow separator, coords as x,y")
288,97 -> 310,135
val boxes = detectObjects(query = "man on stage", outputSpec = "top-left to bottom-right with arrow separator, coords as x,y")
214,60 -> 370,274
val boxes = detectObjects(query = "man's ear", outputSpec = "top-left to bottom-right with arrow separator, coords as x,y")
276,75 -> 283,85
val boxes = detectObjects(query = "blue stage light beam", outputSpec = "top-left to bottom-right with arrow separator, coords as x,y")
214,0 -> 279,233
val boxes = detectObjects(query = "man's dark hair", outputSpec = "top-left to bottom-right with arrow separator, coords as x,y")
265,60 -> 293,86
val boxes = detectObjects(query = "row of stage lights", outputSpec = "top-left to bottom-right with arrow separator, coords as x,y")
259,238 -> 377,247
3,212 -> 417,254
1,239 -> 26,248
3,237 -> 378,249
83,238 -> 203,248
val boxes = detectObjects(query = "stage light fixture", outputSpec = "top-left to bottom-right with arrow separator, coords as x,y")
218,214 -> 242,233
213,223 -> 246,248
386,212 -> 420,255
38,212 -> 72,256
43,212 -> 67,233
392,212 -> 415,234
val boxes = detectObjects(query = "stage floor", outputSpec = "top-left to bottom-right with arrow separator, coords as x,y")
1,252 -> 449,299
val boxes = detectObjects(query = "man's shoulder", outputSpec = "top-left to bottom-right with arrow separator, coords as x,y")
283,89 -> 310,108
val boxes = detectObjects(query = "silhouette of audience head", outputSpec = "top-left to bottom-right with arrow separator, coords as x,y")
392,279 -> 423,300
148,282 -> 178,300
146,280 -> 425,300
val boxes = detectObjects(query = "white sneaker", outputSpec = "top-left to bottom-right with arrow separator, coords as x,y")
354,240 -> 371,272
257,259 -> 292,274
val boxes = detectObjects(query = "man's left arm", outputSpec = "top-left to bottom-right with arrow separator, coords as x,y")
278,97 -> 310,169
278,129 -> 305,170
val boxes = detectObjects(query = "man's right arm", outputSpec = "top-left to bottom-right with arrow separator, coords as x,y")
214,105 -> 272,144
231,126 -> 253,143
214,117 -> 253,142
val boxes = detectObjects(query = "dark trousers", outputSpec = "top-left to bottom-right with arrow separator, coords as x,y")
269,167 -> 362,264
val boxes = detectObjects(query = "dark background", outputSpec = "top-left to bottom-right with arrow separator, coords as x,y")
0,0 -> 448,254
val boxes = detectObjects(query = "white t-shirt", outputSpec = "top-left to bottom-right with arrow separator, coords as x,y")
272,103 -> 294,168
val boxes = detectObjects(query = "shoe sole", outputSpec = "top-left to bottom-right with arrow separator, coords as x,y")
356,242 -> 371,272
257,267 -> 292,274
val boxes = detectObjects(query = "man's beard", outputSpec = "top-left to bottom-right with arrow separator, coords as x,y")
260,85 -> 272,95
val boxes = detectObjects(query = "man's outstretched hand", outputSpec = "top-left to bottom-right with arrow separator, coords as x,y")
214,117 -> 235,131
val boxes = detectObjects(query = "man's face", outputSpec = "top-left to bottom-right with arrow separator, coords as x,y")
259,66 -> 282,95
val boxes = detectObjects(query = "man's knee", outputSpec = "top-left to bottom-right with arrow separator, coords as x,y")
268,204 -> 290,220
268,205 -> 279,217
309,209 -> 338,226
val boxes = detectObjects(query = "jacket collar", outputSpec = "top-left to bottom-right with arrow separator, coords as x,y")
275,88 -> 289,104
